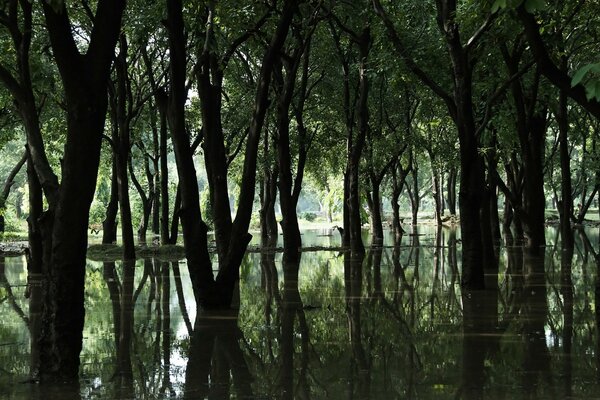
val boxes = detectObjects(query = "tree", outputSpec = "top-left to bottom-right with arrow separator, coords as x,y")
38,0 -> 126,380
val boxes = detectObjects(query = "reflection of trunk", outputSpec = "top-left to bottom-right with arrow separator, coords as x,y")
184,311 -> 253,399
461,286 -> 498,400
344,252 -> 370,397
172,262 -> 192,334
116,261 -> 135,380
280,255 -> 303,399
561,242 -> 574,398
261,251 -> 280,364
28,271 -> 43,380
160,261 -> 172,394
521,255 -> 553,397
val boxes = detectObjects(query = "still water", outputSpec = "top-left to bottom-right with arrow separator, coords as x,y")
1,226 -> 600,399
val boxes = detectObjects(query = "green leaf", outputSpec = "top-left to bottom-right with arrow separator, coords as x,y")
572,64 -> 595,87
491,0 -> 507,13
524,0 -> 547,13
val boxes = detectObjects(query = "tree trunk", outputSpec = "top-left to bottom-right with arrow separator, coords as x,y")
165,0 -> 214,306
274,54 -> 303,259
102,156 -> 119,244
38,0 -> 126,380
112,36 -> 136,259
446,167 -> 457,215
0,151 -> 27,233
214,0 -> 296,305
156,92 -> 171,245
26,150 -> 43,276
259,136 -> 278,248
366,180 -> 384,245
347,28 -> 371,256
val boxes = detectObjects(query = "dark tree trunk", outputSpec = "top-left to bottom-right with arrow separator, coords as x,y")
346,28 -> 371,256
502,47 -> 546,255
214,0 -> 296,305
38,0 -> 126,380
165,0 -> 214,305
115,260 -> 135,379
129,156 -> 152,244
26,150 -> 43,276
557,89 -> 573,249
166,0 -> 295,308
111,35 -> 136,259
169,185 -> 181,245
158,97 -> 172,245
259,130 -> 278,247
446,167 -> 457,215
408,164 -> 419,226
391,163 -> 408,240
151,105 -> 161,236
102,156 -> 119,244
274,53 -> 303,259
366,181 -> 384,244
521,113 -> 547,255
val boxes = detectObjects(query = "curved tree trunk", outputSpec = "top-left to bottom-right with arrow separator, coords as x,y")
0,151 -> 27,233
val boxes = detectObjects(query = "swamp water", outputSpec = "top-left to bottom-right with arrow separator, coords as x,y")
0,226 -> 600,399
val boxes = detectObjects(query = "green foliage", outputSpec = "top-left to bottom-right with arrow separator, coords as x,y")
571,63 -> 600,101
491,0 -> 547,13
301,211 -> 317,222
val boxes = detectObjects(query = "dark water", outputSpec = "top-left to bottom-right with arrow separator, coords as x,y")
1,226 -> 600,399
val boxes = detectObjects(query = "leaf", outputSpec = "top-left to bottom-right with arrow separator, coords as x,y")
571,64 -> 595,87
524,0 -> 547,13
491,0 -> 507,13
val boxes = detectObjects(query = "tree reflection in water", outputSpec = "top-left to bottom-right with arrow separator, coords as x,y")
1,227 -> 600,398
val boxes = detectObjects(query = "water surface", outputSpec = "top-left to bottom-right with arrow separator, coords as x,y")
1,226 -> 599,399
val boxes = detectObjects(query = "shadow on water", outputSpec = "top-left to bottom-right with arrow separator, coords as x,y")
2,227 -> 600,398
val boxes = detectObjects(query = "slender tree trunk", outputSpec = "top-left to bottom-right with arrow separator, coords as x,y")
447,167 -> 457,215
0,151 -> 27,233
103,156 -> 119,244
347,28 -> 371,256
259,136 -> 278,248
113,36 -> 136,259
26,150 -> 43,276
274,55 -> 303,259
